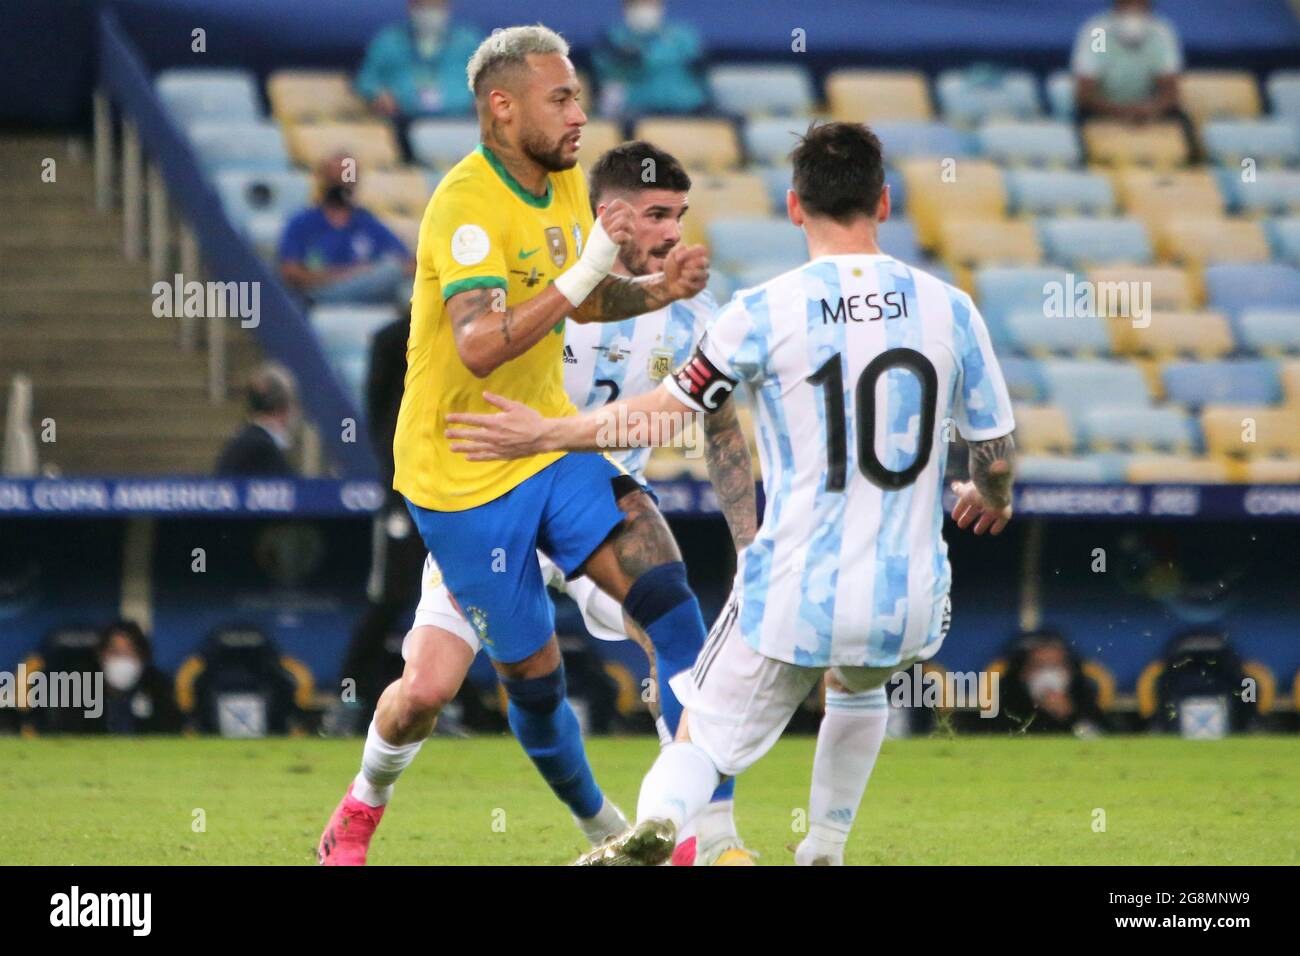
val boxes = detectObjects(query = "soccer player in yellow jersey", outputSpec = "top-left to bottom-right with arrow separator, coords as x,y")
319,25 -> 728,865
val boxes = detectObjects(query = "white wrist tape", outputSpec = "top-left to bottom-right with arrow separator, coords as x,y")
553,216 -> 620,307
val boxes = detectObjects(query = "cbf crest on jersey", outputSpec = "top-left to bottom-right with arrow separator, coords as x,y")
648,347 -> 674,381
545,227 -> 568,268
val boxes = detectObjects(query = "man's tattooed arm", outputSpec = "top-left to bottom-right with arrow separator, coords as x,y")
569,273 -> 674,324
967,432 -> 1016,510
446,284 -> 574,378
701,400 -> 758,551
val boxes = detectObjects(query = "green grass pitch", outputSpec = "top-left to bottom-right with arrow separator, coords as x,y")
2,735 -> 1296,865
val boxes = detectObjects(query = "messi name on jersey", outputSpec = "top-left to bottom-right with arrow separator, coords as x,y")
820,291 -> 910,324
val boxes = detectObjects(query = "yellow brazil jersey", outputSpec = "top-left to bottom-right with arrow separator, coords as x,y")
394,144 -> 594,511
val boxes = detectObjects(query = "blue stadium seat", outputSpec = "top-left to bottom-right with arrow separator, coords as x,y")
1041,359 -> 1152,411
310,304 -> 401,359
1017,454 -> 1116,482
706,269 -> 735,305
1224,170 -> 1300,215
243,211 -> 288,261
997,357 -> 1046,402
214,170 -> 311,232
408,119 -> 482,170
157,69 -> 262,124
707,217 -> 806,271
743,118 -> 808,165
878,218 -> 921,262
731,261 -> 806,290
871,121 -> 976,158
1162,359 -> 1283,406
884,165 -> 906,213
1038,218 -> 1153,268
978,120 -> 1080,166
1005,170 -> 1115,216
756,165 -> 792,212
1045,70 -> 1075,120
708,64 -> 814,116
1205,263 -> 1300,318
935,67 -> 1040,125
1003,311 -> 1110,356
1202,120 -> 1300,166
1266,70 -> 1300,125
1078,407 -> 1197,453
974,266 -> 1071,344
186,121 -> 291,173
1267,216 -> 1300,265
1237,309 -> 1300,354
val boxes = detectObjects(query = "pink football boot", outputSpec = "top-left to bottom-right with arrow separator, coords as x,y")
318,783 -> 386,865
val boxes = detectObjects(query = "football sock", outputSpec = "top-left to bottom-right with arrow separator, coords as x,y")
637,741 -> 721,831
503,662 -> 604,820
693,797 -> 739,856
354,719 -> 424,807
797,685 -> 888,865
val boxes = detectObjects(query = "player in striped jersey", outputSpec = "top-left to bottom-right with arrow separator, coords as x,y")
447,122 -> 1018,865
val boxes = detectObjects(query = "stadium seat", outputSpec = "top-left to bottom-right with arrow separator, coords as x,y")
186,120 -> 291,173
1114,169 -> 1226,232
706,216 -> 806,272
679,172 -> 772,246
633,118 -> 742,171
1202,405 -> 1300,458
1082,121 -> 1189,168
935,67 -> 1040,126
1205,263 -> 1300,318
1124,455 -> 1232,483
1162,359 -> 1283,406
826,70 -> 933,123
380,214 -> 420,253
1109,311 -> 1235,360
1242,458 -> 1300,481
266,70 -> 366,123
1266,70 -> 1300,125
580,119 -> 623,160
1078,406 -> 1196,453
1003,310 -> 1109,357
706,269 -> 735,305
938,221 -> 1041,289
997,357 -> 1046,402
1237,309 -> 1300,355
1017,454 -> 1115,482
157,69 -> 261,124
355,167 -> 433,219
878,218 -> 922,263
1045,70 -> 1074,120
743,117 -> 808,165
242,211 -> 288,261
310,304 -> 401,359
1087,265 -> 1195,311
978,120 -> 1080,166
974,266 -> 1071,344
872,121 -> 976,159
1005,169 -> 1114,216
214,169 -> 311,232
1180,70 -> 1263,126
407,118 -> 481,170
730,262 -> 804,290
1010,404 -> 1074,454
898,158 -> 1006,249
1227,171 -> 1300,216
1041,359 -> 1152,412
1280,358 -> 1300,404
708,64 -> 815,116
1202,120 -> 1300,167
1157,218 -> 1272,267
286,121 -> 401,170
1268,216 -> 1300,265
1038,218 -> 1153,268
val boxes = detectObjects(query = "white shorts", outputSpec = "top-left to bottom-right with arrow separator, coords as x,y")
668,594 -> 921,778
406,551 -> 630,661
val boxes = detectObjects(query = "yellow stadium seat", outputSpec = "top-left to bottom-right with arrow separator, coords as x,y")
1087,264 -> 1196,311
826,70 -> 933,123
267,70 -> 367,123
1011,404 -> 1074,454
1281,360 -> 1300,405
1201,406 -> 1300,459
1157,218 -> 1271,266
286,121 -> 402,169
1242,459 -> 1300,482
580,119 -> 623,160
1114,168 -> 1225,232
575,69 -> 595,121
1179,70 -> 1262,126
1109,311 -> 1234,360
938,220 -> 1041,286
681,172 -> 773,246
379,214 -> 420,253
1125,455 -> 1232,483
355,167 -> 432,218
632,118 -> 741,172
1083,121 -> 1189,168
899,158 -> 1006,249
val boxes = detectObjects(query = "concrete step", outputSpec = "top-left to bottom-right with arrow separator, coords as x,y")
39,449 -> 226,477
0,360 -> 212,388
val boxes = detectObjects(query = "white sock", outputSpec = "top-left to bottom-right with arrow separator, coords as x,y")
636,741 -> 720,831
797,686 -> 888,866
694,798 -> 738,856
353,719 -> 424,807
575,797 -> 628,845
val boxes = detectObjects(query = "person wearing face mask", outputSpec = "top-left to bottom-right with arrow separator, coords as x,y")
278,154 -> 414,305
996,631 -> 1106,736
96,621 -> 183,735
215,363 -> 302,478
355,0 -> 483,119
593,0 -> 709,118
1070,0 -> 1198,156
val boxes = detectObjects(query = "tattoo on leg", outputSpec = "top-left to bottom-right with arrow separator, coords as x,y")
612,491 -> 681,581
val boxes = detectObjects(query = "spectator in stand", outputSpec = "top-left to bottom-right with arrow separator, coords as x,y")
96,621 -> 183,735
593,0 -> 709,119
996,630 -> 1106,736
278,154 -> 413,305
355,0 -> 482,119
215,363 -> 300,478
1070,0 -> 1198,156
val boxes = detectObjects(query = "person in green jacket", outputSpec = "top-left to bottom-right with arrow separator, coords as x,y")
593,1 -> 710,118
355,0 -> 483,118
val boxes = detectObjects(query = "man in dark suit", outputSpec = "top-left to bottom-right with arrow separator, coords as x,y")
215,363 -> 301,477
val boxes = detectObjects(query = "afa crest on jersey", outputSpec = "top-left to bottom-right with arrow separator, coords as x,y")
648,348 -> 674,381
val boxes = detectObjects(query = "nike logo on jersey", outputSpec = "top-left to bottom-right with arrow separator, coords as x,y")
519,247 -> 540,259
